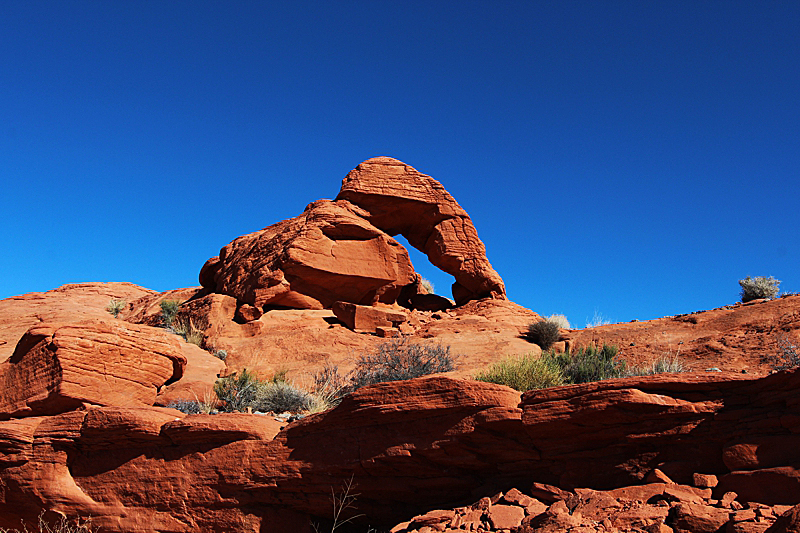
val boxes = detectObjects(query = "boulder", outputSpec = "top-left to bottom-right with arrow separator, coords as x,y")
332,301 -> 407,334
0,320 -> 185,419
200,199 -> 417,310
336,157 -> 506,305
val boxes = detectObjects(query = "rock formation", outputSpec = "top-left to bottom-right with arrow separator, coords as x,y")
199,157 -> 505,311
336,157 -> 506,305
2,369 -> 800,531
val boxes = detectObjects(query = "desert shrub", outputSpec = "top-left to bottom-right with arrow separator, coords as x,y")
160,299 -> 182,327
311,363 -> 350,408
772,335 -> 800,371
166,399 -> 206,414
214,369 -> 262,412
474,353 -> 565,391
0,512 -> 96,533
213,349 -> 228,361
213,369 -> 311,413
547,314 -> 570,329
171,316 -> 204,346
526,319 -> 561,349
349,337 -> 456,391
628,353 -> 685,376
106,298 -> 126,318
557,344 -> 625,383
420,277 -> 435,295
739,276 -> 781,302
585,311 -> 613,328
255,381 -> 312,413
474,344 -> 624,391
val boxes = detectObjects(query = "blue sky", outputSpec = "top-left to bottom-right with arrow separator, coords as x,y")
2,2 -> 798,325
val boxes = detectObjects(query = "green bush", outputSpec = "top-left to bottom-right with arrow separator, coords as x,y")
106,298 -> 126,318
213,369 -> 312,413
256,381 -> 312,413
526,320 -> 561,349
349,337 -> 456,391
557,344 -> 625,383
160,299 -> 182,327
474,353 -> 565,391
214,369 -> 262,412
739,276 -> 781,302
475,344 -> 625,391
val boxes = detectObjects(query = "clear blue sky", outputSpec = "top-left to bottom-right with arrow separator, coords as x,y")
2,2 -> 798,325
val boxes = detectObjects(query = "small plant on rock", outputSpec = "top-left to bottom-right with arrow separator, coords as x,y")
526,319 -> 561,350
547,314 -> 570,329
739,276 -> 781,302
420,277 -> 435,295
771,335 -> 800,371
349,337 -> 456,391
171,315 -> 204,346
160,299 -> 182,328
214,369 -> 262,412
106,298 -> 126,318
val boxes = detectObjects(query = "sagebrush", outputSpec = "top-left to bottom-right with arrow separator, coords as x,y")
213,369 -> 312,413
348,337 -> 456,391
739,276 -> 780,302
526,320 -> 561,350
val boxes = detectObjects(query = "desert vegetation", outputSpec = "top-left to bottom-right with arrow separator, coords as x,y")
0,513 -> 96,533
475,345 -> 687,392
159,299 -> 182,327
739,276 -> 781,302
105,298 -> 126,318
525,318 -> 562,350
168,338 -> 457,416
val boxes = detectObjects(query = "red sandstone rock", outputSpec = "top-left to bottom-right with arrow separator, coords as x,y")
336,157 -> 506,305
155,343 -> 226,407
564,294 -> 800,375
0,282 -> 156,361
694,473 -> 720,488
0,320 -> 185,418
200,198 -> 417,310
331,301 -> 407,333
766,504 -> 800,533
672,502 -> 731,533
486,504 -> 524,529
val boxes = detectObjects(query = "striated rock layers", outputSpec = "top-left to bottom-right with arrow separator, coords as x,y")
199,157 -> 505,310
2,370 -> 800,532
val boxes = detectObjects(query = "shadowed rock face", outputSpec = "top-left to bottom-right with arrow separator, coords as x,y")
200,158 -> 506,310
2,371 -> 800,532
336,157 -> 506,305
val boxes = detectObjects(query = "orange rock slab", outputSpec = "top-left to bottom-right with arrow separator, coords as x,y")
0,319 -> 185,419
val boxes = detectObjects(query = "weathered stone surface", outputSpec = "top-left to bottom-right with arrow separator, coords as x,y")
766,504 -> 800,533
564,294 -> 800,375
331,301 -> 407,333
0,320 -> 186,419
336,157 -> 506,305
200,198 -> 417,310
1,371 -> 799,531
155,343 -> 226,407
0,282 -> 156,361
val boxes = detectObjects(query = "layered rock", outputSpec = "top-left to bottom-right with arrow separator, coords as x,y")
200,199 -> 417,310
199,157 -> 506,311
0,320 -> 186,419
564,294 -> 800,374
2,371 -> 800,531
0,282 -> 156,361
337,157 -> 505,305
